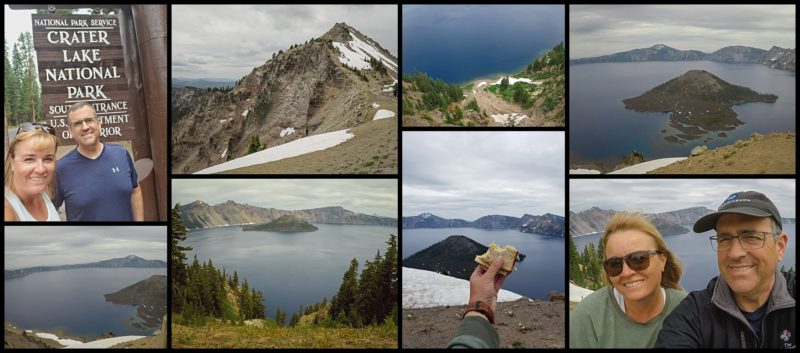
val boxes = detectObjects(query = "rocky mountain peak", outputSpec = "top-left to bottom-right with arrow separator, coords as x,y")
321,22 -> 354,42
651,44 -> 669,50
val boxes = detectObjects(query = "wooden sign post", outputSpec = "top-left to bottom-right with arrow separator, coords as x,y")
31,14 -> 133,145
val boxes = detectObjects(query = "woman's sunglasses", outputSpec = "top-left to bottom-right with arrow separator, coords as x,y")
16,122 -> 57,136
603,249 -> 662,277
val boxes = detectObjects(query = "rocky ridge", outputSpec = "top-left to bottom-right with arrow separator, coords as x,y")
178,200 -> 396,230
172,22 -> 397,173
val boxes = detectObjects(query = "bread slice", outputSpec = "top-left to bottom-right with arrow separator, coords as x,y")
474,242 -> 519,275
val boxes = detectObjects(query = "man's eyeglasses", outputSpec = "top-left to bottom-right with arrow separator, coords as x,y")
16,122 -> 56,136
68,116 -> 98,128
710,231 -> 779,252
603,250 -> 662,277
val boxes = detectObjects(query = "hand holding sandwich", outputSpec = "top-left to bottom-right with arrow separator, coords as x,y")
465,255 -> 508,323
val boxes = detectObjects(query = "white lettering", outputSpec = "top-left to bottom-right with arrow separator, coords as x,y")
46,30 -> 109,46
100,126 -> 122,137
45,67 -> 121,82
62,49 -> 102,64
67,85 -> 107,100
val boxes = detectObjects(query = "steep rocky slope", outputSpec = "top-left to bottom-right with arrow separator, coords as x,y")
172,22 -> 397,173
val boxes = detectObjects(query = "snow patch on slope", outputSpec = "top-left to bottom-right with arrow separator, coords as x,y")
332,31 -> 397,72
195,129 -> 355,174
373,109 -> 395,120
403,267 -> 524,309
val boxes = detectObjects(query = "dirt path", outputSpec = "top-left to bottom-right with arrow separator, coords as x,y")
650,132 -> 795,174
402,299 -> 564,349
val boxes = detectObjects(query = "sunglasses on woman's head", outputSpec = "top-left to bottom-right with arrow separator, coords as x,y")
603,249 -> 662,277
16,122 -> 56,136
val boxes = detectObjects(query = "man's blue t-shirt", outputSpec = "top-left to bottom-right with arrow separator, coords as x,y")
54,143 -> 138,221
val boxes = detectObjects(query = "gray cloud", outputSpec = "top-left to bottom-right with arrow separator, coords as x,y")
172,179 -> 397,218
4,226 -> 166,269
172,5 -> 398,80
570,179 -> 796,218
403,131 -> 565,220
570,5 -> 796,59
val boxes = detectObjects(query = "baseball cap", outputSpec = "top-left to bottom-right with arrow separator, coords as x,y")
693,191 -> 782,233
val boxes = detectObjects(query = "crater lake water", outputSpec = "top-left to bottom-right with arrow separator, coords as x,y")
572,223 -> 796,292
569,61 -> 795,169
184,224 -> 397,324
402,5 -> 565,84
402,227 -> 565,300
4,268 -> 166,338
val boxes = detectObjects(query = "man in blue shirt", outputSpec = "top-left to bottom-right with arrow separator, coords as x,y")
53,101 -> 144,221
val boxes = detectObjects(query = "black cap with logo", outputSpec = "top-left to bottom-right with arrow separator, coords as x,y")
693,191 -> 782,233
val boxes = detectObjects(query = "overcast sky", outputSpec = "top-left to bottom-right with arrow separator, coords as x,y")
172,179 -> 397,218
570,179 -> 796,218
172,4 -> 398,80
570,5 -> 796,59
403,132 -> 565,220
4,226 -> 166,270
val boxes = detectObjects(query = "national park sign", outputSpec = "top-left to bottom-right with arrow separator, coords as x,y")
31,14 -> 132,144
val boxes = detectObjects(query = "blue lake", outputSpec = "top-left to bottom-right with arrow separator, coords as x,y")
402,5 -> 565,84
4,268 -> 166,338
184,224 -> 397,325
569,61 -> 796,168
402,227 -> 565,300
572,223 -> 796,292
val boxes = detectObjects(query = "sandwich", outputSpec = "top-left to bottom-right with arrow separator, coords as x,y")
474,242 -> 519,275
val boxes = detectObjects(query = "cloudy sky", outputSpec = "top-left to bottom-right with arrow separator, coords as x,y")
4,226 -> 166,269
172,179 -> 397,218
403,132 -> 565,220
570,5 -> 796,59
571,179 -> 796,218
172,5 -> 398,80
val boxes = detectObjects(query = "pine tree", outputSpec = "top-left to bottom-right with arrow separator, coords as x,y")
357,252 -> 383,325
330,258 -> 359,322
500,76 -> 509,90
275,305 -> 286,326
380,234 -> 398,323
5,39 -> 20,126
170,203 -> 193,314
568,232 -> 584,287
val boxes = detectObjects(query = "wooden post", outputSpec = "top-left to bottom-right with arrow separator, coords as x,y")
132,4 -> 168,221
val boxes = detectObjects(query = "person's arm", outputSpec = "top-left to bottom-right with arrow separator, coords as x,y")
131,184 -> 144,221
4,198 -> 19,221
654,294 -> 702,348
447,256 -> 507,348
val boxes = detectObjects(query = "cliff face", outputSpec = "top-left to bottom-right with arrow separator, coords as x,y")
178,201 -> 397,229
569,206 -> 714,235
519,213 -> 565,237
172,22 -> 397,173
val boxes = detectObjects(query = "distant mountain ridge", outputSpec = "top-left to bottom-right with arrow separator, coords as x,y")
402,212 -> 565,236
569,206 -> 715,236
179,200 -> 397,230
570,44 -> 795,71
4,255 -> 166,280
